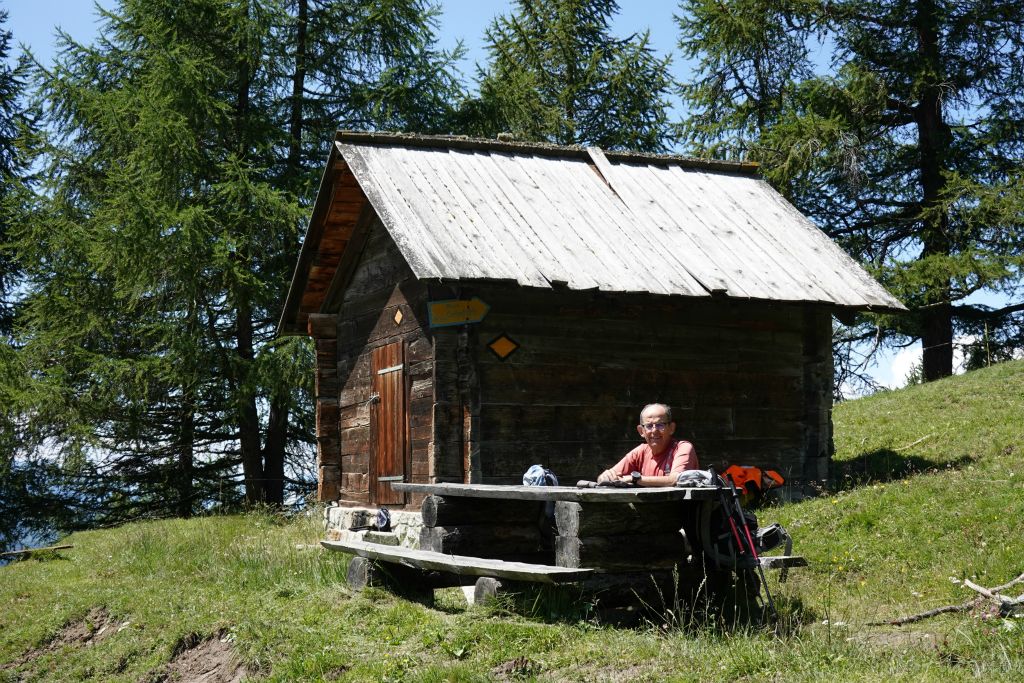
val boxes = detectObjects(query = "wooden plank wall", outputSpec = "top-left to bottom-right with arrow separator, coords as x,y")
801,307 -> 834,481
330,219 -> 433,508
430,325 -> 477,484
309,313 -> 341,501
459,286 -> 833,486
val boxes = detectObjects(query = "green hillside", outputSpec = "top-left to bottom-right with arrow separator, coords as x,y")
2,361 -> 1023,681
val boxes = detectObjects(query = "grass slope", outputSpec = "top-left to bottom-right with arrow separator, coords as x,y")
2,361 -> 1024,681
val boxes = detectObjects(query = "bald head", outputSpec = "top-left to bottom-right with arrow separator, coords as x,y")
640,403 -> 673,423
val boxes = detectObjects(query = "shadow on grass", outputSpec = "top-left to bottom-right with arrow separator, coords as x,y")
832,449 -> 976,492
473,571 -> 807,635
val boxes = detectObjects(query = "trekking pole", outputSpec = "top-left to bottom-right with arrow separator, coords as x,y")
713,468 -> 759,605
710,467 -> 746,556
726,474 -> 778,622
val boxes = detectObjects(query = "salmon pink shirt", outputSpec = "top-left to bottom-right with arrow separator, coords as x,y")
609,440 -> 699,478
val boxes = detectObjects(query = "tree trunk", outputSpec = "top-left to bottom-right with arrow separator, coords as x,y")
287,0 -> 307,177
177,303 -> 198,517
914,0 -> 954,381
262,391 -> 288,505
177,397 -> 195,518
232,0 -> 267,505
236,294 -> 265,504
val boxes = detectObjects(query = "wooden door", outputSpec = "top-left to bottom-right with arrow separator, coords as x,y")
371,341 -> 406,505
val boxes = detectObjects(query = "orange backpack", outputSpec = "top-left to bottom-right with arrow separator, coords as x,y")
723,465 -> 784,496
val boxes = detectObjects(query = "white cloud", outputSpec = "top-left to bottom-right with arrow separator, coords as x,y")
876,335 -> 980,390
885,345 -> 922,389
952,335 -> 975,374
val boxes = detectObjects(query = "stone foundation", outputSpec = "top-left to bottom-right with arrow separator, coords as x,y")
323,503 -> 423,548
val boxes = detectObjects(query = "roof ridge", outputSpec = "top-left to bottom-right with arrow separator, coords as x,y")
334,130 -> 760,175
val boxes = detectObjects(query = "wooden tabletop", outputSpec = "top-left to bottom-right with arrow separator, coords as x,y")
390,481 -> 718,502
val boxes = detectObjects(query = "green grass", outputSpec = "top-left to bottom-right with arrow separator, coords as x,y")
3,361 -> 1024,681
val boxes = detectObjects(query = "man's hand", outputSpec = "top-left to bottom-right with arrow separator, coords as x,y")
596,469 -> 617,483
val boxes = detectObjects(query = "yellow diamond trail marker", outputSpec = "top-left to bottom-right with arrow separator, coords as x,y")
427,298 -> 490,328
393,308 -> 404,326
488,334 -> 520,360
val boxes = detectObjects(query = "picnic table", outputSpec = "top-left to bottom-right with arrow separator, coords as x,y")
322,482 -> 803,608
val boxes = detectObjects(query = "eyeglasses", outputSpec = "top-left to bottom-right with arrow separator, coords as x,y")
641,422 -> 668,432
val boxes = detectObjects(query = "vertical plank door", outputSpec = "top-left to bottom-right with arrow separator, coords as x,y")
371,341 -> 406,505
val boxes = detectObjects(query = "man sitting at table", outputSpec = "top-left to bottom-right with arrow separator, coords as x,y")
596,403 -> 699,487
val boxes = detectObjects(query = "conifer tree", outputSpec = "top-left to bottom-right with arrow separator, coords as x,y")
462,0 -> 674,151
678,0 -> 1024,384
277,0 -> 464,194
0,8 -> 49,553
0,8 -> 30,333
7,0 -> 462,521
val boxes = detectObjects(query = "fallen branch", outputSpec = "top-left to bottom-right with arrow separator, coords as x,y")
894,433 -> 936,452
871,602 -> 973,626
991,571 -> 1024,594
964,578 -> 1024,612
0,544 -> 74,557
872,571 -> 1024,626
963,579 -> 996,600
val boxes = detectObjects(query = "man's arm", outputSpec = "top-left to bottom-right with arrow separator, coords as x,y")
598,470 -> 676,486
669,441 -> 698,474
597,448 -> 640,482
632,474 -> 678,487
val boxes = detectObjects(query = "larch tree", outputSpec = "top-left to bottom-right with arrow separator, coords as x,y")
7,0 -> 463,523
0,7 -> 31,333
0,8 -> 62,554
13,0 -> 296,518
677,0 -> 1024,385
460,0 -> 674,151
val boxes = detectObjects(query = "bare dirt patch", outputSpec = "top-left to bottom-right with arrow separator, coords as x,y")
0,611 -> 247,683
0,606 -> 124,663
847,628 -> 940,649
491,656 -> 541,680
0,606 -> 127,672
152,630 -> 248,683
51,607 -> 123,649
557,663 -> 660,682
520,661 -> 658,683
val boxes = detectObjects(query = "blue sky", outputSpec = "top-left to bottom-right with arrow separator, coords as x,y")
4,1 -> 690,88
12,0 -> 993,392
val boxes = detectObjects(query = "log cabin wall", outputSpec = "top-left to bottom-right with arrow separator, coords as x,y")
330,218 -> 433,509
801,306 -> 834,482
460,285 -> 834,485
308,313 -> 341,500
430,324 -> 480,485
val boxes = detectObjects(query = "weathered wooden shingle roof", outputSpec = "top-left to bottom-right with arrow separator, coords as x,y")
279,132 -> 904,334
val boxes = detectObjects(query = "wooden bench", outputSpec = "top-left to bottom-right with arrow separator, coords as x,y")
759,555 -> 807,570
321,538 -> 594,583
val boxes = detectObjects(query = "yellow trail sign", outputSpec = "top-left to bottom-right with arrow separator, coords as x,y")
427,298 -> 490,327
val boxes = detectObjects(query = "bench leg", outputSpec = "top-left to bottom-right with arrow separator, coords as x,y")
473,576 -> 513,605
346,556 -> 380,591
346,556 -> 435,604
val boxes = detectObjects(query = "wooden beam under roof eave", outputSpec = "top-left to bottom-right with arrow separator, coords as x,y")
321,201 -> 378,313
276,146 -> 345,336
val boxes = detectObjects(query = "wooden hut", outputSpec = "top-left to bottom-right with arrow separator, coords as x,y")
278,132 -> 904,511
